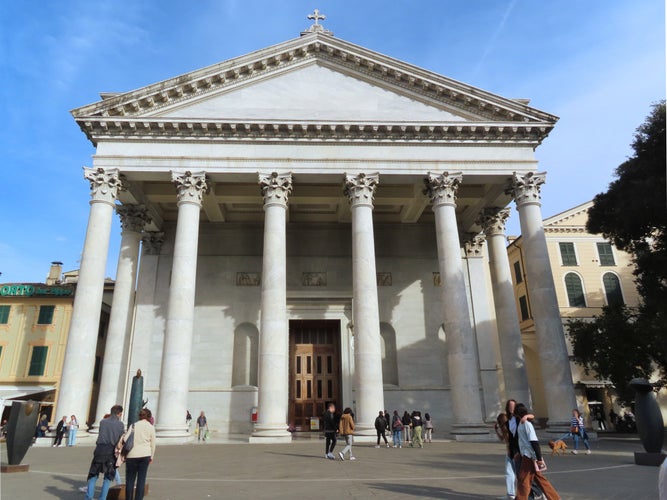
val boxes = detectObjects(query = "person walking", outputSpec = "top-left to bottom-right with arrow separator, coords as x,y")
322,402 -> 338,459
514,403 -> 560,500
423,413 -> 434,443
569,409 -> 591,454
186,410 -> 192,431
374,410 -> 389,448
495,399 -> 519,500
67,415 -> 79,446
123,408 -> 156,500
85,405 -> 125,500
53,415 -> 67,447
338,407 -> 356,461
196,411 -> 208,442
391,410 -> 403,448
410,411 -> 424,448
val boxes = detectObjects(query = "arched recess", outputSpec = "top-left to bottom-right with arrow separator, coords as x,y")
231,323 -> 259,387
602,272 -> 624,306
379,322 -> 399,386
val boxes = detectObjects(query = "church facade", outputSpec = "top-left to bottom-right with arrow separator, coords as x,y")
57,25 -> 576,441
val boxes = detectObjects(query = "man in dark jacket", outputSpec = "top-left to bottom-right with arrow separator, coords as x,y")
85,405 -> 125,500
374,411 -> 389,447
322,403 -> 338,459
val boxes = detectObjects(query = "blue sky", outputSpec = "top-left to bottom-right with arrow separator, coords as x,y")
0,1 -> 664,283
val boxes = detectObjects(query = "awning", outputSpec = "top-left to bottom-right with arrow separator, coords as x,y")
576,380 -> 613,389
0,385 -> 55,407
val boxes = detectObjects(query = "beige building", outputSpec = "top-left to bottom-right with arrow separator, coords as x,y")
0,263 -> 112,426
508,200 -> 640,425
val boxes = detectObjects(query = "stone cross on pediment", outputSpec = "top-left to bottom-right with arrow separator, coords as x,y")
301,8 -> 333,36
308,9 -> 325,25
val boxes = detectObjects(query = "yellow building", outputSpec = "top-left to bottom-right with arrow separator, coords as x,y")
0,263 -> 112,427
508,200 -> 640,426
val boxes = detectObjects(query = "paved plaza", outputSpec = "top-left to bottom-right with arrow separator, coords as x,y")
1,434 -> 661,499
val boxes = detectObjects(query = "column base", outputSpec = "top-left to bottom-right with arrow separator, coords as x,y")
250,425 -> 293,444
347,425 -> 379,443
634,451 -> 666,466
450,423 -> 495,442
155,424 -> 193,444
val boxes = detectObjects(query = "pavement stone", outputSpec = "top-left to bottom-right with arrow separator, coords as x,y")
0,434 -> 661,499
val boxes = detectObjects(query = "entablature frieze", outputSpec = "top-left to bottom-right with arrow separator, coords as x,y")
78,118 -> 550,146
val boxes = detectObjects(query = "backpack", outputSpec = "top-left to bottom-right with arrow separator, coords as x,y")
121,425 -> 135,456
392,417 -> 404,431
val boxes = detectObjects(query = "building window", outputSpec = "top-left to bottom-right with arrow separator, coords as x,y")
519,295 -> 530,321
597,242 -> 616,266
565,273 -> 586,307
513,261 -> 523,284
559,242 -> 578,266
37,305 -> 55,325
28,346 -> 48,376
0,305 -> 10,324
603,273 -> 624,306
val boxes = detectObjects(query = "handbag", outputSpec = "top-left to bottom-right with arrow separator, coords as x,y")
570,426 -> 579,435
392,418 -> 403,431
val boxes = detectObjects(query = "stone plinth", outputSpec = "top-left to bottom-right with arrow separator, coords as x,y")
635,452 -> 667,467
1,463 -> 30,473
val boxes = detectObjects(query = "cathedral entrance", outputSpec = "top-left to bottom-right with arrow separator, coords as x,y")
288,320 -> 341,431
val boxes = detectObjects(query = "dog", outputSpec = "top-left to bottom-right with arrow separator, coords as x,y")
548,439 -> 568,456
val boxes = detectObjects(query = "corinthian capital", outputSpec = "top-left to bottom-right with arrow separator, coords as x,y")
464,233 -> 486,258
423,171 -> 462,208
343,172 -> 379,207
477,207 -> 511,236
142,231 -> 164,255
171,171 -> 208,206
116,205 -> 151,233
258,172 -> 293,208
83,167 -> 123,204
508,171 -> 546,208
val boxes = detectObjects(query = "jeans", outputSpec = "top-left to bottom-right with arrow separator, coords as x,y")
68,428 -> 77,446
340,435 -> 353,457
403,425 -> 411,442
392,429 -> 402,447
125,456 -> 151,500
86,475 -> 112,500
505,455 -> 517,497
325,432 -> 337,454
424,428 -> 433,442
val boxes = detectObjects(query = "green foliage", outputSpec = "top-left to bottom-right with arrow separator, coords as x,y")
569,102 -> 667,402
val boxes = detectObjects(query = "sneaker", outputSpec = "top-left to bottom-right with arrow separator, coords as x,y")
350,456 -> 356,460
338,452 -> 344,461
78,487 -> 87,492
386,444 -> 390,448
374,445 -> 380,448
326,452 -> 334,459
571,450 -> 578,455
586,450 -> 592,455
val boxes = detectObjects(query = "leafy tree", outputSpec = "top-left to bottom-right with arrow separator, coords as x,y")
567,101 -> 666,402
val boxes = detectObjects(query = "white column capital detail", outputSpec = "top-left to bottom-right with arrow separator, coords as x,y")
424,171 -> 463,209
508,171 -> 546,208
344,172 -> 379,207
116,205 -> 151,233
259,172 -> 293,208
171,170 -> 208,206
141,231 -> 165,255
83,167 -> 123,205
464,233 -> 486,258
478,207 -> 511,236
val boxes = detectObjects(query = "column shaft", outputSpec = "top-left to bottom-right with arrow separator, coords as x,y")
480,208 -> 531,406
156,171 -> 206,439
511,172 -> 576,425
56,168 -> 122,430
425,172 -> 488,438
252,172 -> 292,441
345,173 -> 384,434
94,206 -> 149,427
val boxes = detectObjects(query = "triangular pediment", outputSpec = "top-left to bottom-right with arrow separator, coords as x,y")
72,33 -> 558,145
544,201 -> 593,229
152,62 -> 469,122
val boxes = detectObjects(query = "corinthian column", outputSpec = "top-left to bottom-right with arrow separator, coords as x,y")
56,167 -> 123,431
344,173 -> 384,435
478,207 -> 531,406
93,205 -> 151,429
509,172 -> 576,425
156,171 -> 207,440
424,172 -> 488,439
251,172 -> 293,442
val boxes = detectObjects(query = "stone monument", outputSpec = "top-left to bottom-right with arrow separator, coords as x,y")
128,369 -> 145,427
2,401 -> 40,472
631,378 -> 666,466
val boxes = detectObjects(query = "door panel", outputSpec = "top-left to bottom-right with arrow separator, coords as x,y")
289,320 -> 340,431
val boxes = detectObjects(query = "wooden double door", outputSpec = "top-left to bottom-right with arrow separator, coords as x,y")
288,320 -> 341,431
